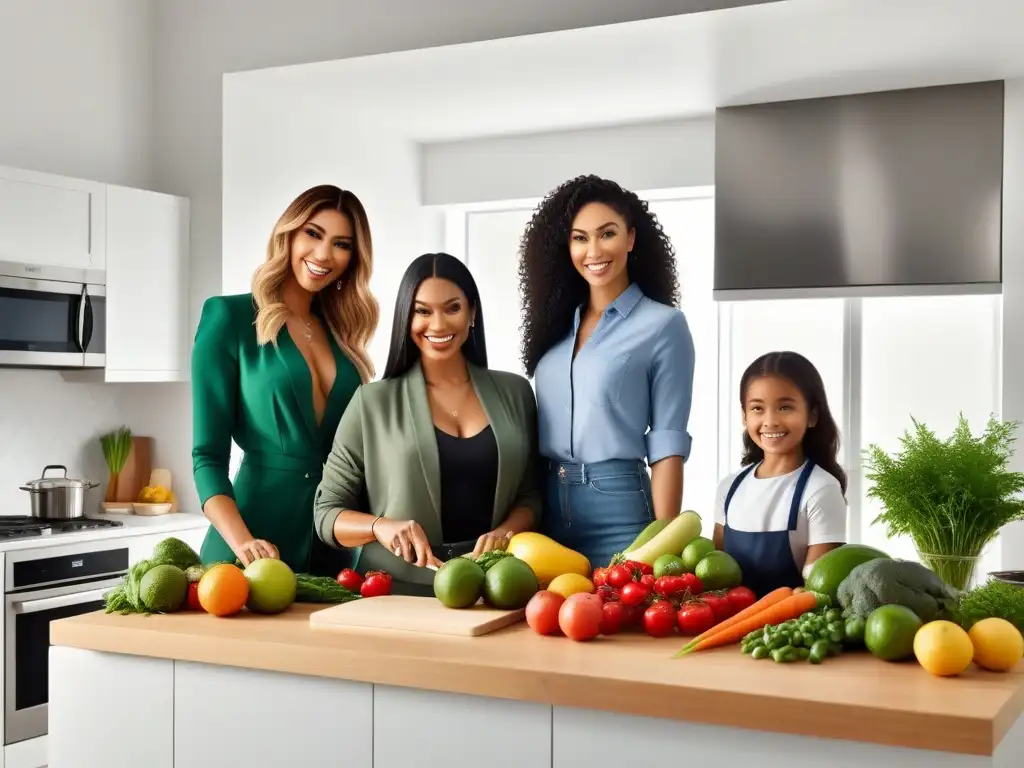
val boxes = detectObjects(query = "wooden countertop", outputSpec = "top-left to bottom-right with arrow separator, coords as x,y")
51,604 -> 1023,757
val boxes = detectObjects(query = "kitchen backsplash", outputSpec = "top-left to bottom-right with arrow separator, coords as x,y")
0,369 -> 194,516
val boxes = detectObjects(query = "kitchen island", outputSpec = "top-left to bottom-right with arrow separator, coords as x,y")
50,603 -> 1022,768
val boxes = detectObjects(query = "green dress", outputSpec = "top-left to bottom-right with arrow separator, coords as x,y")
191,293 -> 362,572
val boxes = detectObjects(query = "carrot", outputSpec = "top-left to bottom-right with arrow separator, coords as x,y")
673,591 -> 826,656
676,587 -> 793,654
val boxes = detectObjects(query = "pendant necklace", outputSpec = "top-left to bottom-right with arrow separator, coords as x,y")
430,381 -> 471,418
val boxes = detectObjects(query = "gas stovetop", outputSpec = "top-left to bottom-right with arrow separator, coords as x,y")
0,516 -> 123,540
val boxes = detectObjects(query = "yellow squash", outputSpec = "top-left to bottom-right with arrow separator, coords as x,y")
506,532 -> 590,587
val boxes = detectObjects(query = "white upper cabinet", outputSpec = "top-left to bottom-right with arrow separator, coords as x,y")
0,164 -> 193,384
0,165 -> 106,271
103,185 -> 191,382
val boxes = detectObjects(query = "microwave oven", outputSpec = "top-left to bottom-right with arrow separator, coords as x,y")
0,261 -> 105,369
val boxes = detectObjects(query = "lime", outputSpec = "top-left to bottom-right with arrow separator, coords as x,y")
433,558 -> 485,608
653,554 -> 685,579
681,537 -> 716,573
483,557 -> 539,610
243,558 -> 297,614
694,550 -> 742,590
865,605 -> 923,661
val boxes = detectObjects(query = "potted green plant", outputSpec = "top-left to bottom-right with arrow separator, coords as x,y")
100,426 -> 132,504
863,414 -> 1024,591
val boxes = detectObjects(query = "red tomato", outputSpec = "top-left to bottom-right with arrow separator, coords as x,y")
186,582 -> 202,611
599,600 -> 625,635
558,593 -> 603,641
595,585 -> 619,603
654,575 -> 686,598
700,592 -> 733,622
360,571 -> 392,597
726,586 -> 757,614
624,559 -> 654,576
336,568 -> 363,591
620,581 -> 650,606
679,572 -> 704,595
607,564 -> 633,589
526,590 -> 565,636
643,601 -> 678,638
622,602 -> 647,629
591,567 -> 609,588
639,573 -> 656,590
676,601 -> 716,636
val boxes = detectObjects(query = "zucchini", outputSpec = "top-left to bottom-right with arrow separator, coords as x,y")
626,511 -> 704,566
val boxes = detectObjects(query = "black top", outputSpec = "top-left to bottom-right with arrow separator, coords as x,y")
435,425 -> 499,547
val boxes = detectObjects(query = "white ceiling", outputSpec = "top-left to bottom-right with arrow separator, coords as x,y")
227,0 -> 1024,142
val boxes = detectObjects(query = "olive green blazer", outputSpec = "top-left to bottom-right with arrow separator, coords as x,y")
313,360 -> 541,584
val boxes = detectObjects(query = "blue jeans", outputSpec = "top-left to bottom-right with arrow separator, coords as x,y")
541,459 -> 654,570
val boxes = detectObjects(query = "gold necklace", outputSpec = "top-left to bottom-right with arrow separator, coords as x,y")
291,314 -> 314,343
428,381 -> 471,418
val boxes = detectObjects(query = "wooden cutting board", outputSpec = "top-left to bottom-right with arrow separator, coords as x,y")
308,595 -> 526,637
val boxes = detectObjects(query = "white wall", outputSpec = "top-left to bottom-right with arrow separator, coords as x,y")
221,92 -> 443,371
421,118 -> 715,205
0,0 -> 182,516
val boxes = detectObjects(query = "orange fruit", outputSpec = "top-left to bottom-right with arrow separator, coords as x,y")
197,564 -> 249,617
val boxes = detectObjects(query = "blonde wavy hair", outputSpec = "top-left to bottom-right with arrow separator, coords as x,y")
251,185 -> 379,382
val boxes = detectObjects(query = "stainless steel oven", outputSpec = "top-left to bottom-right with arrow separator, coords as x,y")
0,260 -> 106,369
4,540 -> 128,745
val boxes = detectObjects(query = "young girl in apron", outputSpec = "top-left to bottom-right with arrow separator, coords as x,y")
712,351 -> 848,597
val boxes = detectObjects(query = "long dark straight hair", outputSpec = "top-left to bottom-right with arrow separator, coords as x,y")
739,351 -> 848,495
382,253 -> 488,380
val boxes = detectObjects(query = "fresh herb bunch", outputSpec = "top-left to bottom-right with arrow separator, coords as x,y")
100,426 -> 132,473
952,580 -> 1024,633
863,414 -> 1024,590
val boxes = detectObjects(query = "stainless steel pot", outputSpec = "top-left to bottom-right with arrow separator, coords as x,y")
19,465 -> 98,520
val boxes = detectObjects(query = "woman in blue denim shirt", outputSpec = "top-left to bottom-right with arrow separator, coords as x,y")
518,175 -> 696,569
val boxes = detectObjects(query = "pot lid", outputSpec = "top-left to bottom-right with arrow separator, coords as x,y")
22,464 -> 93,490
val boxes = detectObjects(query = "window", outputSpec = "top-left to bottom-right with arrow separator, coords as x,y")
465,208 -> 535,376
859,294 -> 1002,566
649,196 -> 718,527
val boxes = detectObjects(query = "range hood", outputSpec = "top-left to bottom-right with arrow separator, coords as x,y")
713,80 -> 1004,300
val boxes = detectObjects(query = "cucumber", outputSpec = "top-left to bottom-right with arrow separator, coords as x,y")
625,519 -> 671,554
626,511 -> 704,566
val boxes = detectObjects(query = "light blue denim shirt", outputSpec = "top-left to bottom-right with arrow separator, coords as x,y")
534,282 -> 695,466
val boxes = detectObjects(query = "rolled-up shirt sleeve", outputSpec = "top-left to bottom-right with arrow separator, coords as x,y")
314,386 -> 368,547
645,311 -> 695,464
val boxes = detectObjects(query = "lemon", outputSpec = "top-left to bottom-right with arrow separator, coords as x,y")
968,618 -> 1024,672
546,573 -> 594,599
913,620 -> 974,677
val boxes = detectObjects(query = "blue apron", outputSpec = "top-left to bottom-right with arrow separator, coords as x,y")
722,461 -> 815,598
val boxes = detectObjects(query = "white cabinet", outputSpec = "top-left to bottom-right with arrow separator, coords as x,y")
174,662 -> 373,768
103,185 -> 191,382
0,166 -> 105,271
374,686 -> 552,768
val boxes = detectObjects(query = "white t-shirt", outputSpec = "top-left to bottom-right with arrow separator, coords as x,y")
714,462 -> 847,571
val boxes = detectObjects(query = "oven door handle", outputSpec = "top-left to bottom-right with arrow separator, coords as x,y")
10,587 -> 112,614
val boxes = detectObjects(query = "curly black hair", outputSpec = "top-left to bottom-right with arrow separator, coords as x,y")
516,174 -> 681,376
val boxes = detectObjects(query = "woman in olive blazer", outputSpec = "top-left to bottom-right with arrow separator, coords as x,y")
314,253 -> 541,587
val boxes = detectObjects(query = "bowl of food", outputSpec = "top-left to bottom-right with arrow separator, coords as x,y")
132,502 -> 173,516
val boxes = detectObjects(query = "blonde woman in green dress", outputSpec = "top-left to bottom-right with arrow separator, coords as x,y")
191,185 -> 379,572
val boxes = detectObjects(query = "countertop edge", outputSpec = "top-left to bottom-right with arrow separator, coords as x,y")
50,619 -> 1004,757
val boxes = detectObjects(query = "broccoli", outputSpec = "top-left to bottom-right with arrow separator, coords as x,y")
837,558 -> 959,622
150,537 -> 201,570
